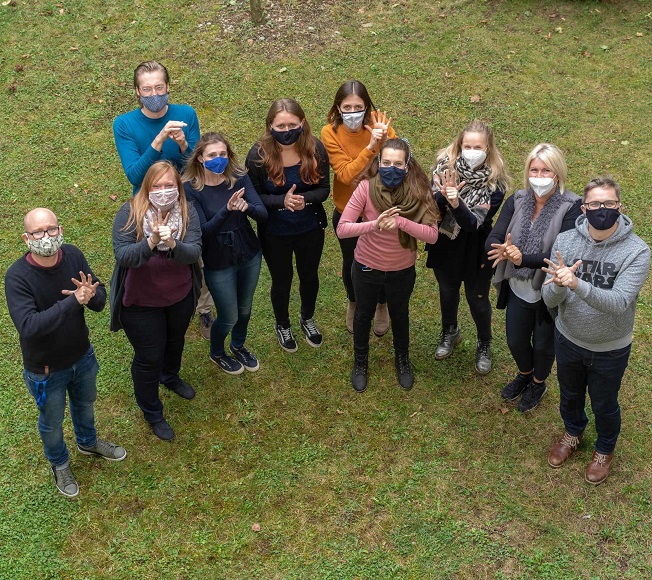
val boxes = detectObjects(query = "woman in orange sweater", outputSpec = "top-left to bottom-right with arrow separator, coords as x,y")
321,80 -> 396,335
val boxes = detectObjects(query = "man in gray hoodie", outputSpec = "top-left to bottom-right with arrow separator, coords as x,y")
542,176 -> 650,485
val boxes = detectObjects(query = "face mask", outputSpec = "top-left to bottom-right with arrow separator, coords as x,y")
461,149 -> 487,170
270,125 -> 303,146
585,207 -> 620,231
27,233 -> 63,257
341,110 -> 365,131
149,187 -> 179,212
379,166 -> 407,189
529,177 -> 555,198
204,156 -> 229,175
140,92 -> 169,113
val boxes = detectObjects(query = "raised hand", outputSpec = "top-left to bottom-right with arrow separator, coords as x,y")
543,251 -> 582,288
227,188 -> 249,213
364,109 -> 393,150
436,168 -> 466,209
153,121 -> 188,151
488,232 -> 513,267
284,184 -> 305,212
62,271 -> 100,305
146,208 -> 171,246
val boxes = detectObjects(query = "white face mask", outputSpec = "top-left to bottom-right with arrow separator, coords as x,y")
529,177 -> 555,198
461,149 -> 487,170
149,187 -> 179,211
341,110 -> 365,131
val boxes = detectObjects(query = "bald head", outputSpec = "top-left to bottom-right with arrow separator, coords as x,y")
24,208 -> 58,233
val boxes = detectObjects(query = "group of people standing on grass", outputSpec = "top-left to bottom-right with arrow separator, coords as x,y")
5,60 -> 649,498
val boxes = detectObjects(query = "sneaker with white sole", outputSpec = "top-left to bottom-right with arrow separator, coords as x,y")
78,439 -> 127,461
230,345 -> 260,372
275,324 -> 298,352
210,352 -> 244,375
51,463 -> 79,498
300,318 -> 323,348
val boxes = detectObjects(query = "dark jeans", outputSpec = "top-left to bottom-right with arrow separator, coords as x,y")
23,345 -> 98,466
204,252 -> 262,357
120,290 -> 195,424
352,260 -> 416,357
333,209 -> 385,304
555,328 -> 631,454
434,267 -> 492,341
505,287 -> 555,381
260,226 -> 324,325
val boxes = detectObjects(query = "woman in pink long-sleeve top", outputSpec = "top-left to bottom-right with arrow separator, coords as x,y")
337,138 -> 440,393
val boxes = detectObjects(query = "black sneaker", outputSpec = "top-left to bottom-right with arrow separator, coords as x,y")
351,355 -> 368,393
518,380 -> 548,412
475,340 -> 492,375
210,353 -> 244,375
501,373 -> 532,401
51,464 -> 79,498
151,419 -> 175,441
230,345 -> 260,372
168,380 -> 196,400
300,318 -> 323,348
275,324 -> 298,352
434,325 -> 461,360
395,353 -> 414,390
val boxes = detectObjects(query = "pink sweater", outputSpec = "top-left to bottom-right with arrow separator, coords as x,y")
337,180 -> 438,271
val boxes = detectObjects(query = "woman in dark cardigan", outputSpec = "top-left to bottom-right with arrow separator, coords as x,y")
110,161 -> 202,441
486,143 -> 581,413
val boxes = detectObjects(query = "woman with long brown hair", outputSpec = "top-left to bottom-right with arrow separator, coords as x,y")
337,138 -> 440,392
110,161 -> 202,441
245,98 -> 330,352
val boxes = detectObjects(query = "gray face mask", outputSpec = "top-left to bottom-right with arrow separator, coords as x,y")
341,110 -> 366,131
27,233 -> 63,257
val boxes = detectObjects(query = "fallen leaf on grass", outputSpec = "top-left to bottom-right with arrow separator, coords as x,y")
2,0 -> 17,6
362,22 -> 373,27
409,411 -> 419,418
70,46 -> 79,51
500,407 -> 509,414
336,409 -> 343,415
636,32 -> 644,37
109,195 -> 118,201
225,413 -> 231,420
251,523 -> 261,532
470,94 -> 481,103
620,140 -> 629,146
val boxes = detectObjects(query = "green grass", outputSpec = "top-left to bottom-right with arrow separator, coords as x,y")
1,0 -> 652,577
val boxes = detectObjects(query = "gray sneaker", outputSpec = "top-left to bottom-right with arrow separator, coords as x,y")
78,439 -> 127,461
51,464 -> 79,497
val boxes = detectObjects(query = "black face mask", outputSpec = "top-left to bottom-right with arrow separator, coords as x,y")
270,125 -> 303,146
585,207 -> 620,231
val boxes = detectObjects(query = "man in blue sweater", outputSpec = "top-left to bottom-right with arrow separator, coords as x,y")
542,177 -> 650,485
5,208 -> 126,498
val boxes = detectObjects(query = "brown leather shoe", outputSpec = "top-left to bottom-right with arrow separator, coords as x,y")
585,451 -> 614,485
548,432 -> 583,468
373,303 -> 390,337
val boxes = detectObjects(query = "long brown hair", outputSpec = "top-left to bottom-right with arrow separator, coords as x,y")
326,80 -> 375,131
435,120 -> 512,191
182,132 -> 246,190
123,161 -> 189,240
255,98 -> 322,187
360,138 -> 440,223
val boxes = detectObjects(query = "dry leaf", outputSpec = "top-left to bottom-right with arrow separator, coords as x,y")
336,409 -> 343,415
70,46 -> 79,51
251,523 -> 261,532
470,94 -> 481,103
2,0 -> 17,6
409,411 -> 419,418
109,194 -> 118,201
225,413 -> 231,420
500,407 -> 509,414
362,22 -> 373,27
247,38 -> 254,46
636,32 -> 643,37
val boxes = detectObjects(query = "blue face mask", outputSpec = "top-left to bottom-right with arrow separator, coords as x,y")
140,92 -> 169,113
270,125 -> 303,146
204,156 -> 229,175
379,166 -> 407,189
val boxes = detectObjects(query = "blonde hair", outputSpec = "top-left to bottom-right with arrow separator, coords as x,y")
123,161 -> 189,240
182,132 -> 246,190
434,120 -> 511,191
523,143 -> 567,194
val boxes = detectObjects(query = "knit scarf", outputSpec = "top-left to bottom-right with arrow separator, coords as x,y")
434,155 -> 492,240
368,175 -> 433,252
512,191 -> 564,280
142,203 -> 183,251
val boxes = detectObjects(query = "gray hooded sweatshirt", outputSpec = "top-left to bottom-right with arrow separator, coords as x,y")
542,213 -> 650,352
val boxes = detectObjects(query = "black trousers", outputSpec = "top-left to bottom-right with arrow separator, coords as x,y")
120,290 -> 195,424
260,226 -> 325,326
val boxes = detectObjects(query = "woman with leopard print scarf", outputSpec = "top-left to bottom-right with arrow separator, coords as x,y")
426,121 -> 510,376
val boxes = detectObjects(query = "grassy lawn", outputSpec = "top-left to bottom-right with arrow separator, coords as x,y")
1,0 -> 651,577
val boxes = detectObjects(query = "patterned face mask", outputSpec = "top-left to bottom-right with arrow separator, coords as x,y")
27,233 -> 63,257
140,92 -> 169,113
149,187 -> 179,212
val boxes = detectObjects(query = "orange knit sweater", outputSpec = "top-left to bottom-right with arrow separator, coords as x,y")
321,122 -> 397,212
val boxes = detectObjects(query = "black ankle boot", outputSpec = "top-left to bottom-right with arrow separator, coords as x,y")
351,354 -> 368,393
395,353 -> 414,390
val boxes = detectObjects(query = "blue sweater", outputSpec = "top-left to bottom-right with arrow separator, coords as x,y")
113,104 -> 200,194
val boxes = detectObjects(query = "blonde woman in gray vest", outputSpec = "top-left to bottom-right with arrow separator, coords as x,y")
485,144 -> 581,412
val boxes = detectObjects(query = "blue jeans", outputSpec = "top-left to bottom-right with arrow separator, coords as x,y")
203,252 -> 262,357
555,328 -> 631,454
352,260 -> 416,357
23,345 -> 98,467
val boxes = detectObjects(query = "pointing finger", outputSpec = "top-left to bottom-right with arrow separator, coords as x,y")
570,259 -> 583,273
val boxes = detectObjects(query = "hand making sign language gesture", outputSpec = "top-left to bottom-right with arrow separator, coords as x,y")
61,271 -> 100,305
375,206 -> 401,231
365,110 -> 393,151
283,184 -> 305,212
542,250 -> 582,289
488,233 -> 523,267
227,188 -> 249,213
434,167 -> 467,209
146,208 -> 177,249
153,120 -> 189,152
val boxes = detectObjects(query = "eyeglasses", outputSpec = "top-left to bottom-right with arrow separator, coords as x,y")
27,226 -> 60,240
139,84 -> 167,96
583,200 -> 620,210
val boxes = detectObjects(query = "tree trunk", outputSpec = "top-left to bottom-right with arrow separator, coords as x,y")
250,0 -> 264,24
